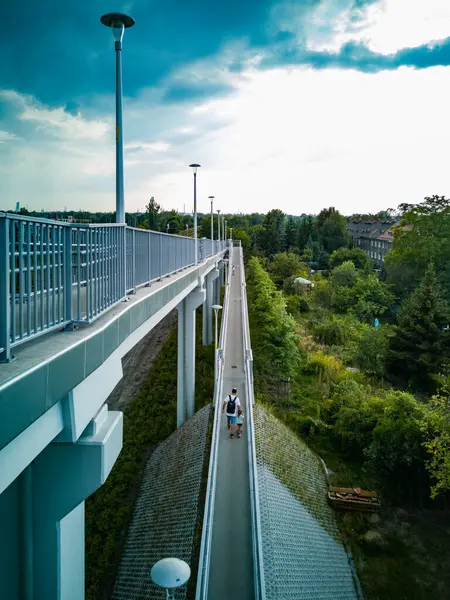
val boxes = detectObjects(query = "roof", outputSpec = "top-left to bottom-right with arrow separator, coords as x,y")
294,277 -> 312,285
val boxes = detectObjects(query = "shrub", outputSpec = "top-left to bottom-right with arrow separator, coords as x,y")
310,313 -> 361,347
353,324 -> 393,378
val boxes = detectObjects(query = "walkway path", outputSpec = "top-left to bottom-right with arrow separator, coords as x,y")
207,250 -> 254,599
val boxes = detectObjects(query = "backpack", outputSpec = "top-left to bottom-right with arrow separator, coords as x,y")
227,395 -> 236,414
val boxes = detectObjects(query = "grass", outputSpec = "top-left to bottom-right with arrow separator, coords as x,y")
85,309 -> 215,600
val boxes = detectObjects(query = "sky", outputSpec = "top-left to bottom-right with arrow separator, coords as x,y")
1,0 -> 450,216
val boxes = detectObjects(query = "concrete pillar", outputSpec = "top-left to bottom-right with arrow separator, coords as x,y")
177,286 -> 206,426
31,408 -> 122,600
202,268 -> 219,346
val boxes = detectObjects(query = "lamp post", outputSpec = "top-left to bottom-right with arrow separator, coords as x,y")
212,304 -> 223,382
225,219 -> 227,241
208,196 -> 215,243
166,222 -> 170,233
151,558 -> 191,600
101,12 -> 135,224
185,223 -> 189,236
189,164 -> 201,265
230,227 -> 233,240
217,210 -> 221,245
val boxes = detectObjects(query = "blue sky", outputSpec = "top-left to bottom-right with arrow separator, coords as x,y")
2,0 -> 450,215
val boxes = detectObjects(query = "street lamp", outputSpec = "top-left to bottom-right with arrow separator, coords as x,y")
208,196 -> 215,244
166,222 -> 170,233
217,209 -> 221,244
230,227 -> 233,240
189,164 -> 201,265
151,558 -> 191,600
185,223 -> 189,236
225,219 -> 227,241
212,304 -> 223,382
101,12 -> 135,224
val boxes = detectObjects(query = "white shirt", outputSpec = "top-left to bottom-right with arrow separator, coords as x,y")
224,394 -> 241,417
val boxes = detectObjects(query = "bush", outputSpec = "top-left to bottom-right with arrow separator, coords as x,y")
310,313 -> 361,347
285,295 -> 310,316
353,324 -> 393,378
305,351 -> 345,385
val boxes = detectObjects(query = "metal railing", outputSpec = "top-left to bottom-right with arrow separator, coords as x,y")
0,212 -> 226,361
195,241 -> 232,600
240,246 -> 266,600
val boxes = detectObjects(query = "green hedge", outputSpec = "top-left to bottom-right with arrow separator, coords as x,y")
85,310 -> 214,600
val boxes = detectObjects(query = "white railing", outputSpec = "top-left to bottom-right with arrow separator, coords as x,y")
240,247 -> 266,600
0,212 -> 226,362
195,241 -> 232,600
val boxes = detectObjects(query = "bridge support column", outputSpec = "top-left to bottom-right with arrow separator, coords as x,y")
30,408 -> 122,600
177,285 -> 206,427
202,268 -> 219,346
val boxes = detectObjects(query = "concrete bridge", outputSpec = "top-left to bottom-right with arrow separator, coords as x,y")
0,212 -> 227,599
0,212 -> 363,600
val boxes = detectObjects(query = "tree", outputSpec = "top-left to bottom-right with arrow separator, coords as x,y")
298,217 -> 317,252
262,209 -> 286,256
329,247 -> 371,271
385,195 -> 450,301
285,217 -> 298,251
387,264 -> 450,391
354,324 -> 394,378
352,274 -> 395,322
232,228 -> 251,253
422,395 -> 450,498
146,197 -> 161,231
320,211 -> 350,254
269,252 -> 308,287
331,261 -> 357,288
316,207 -> 337,231
166,210 -> 182,234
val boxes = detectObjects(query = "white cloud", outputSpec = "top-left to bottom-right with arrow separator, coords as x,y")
308,0 -> 450,55
2,55 -> 450,216
0,130 -> 18,143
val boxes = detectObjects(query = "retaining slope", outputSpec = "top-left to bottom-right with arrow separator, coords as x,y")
255,405 -> 361,600
112,404 -> 211,600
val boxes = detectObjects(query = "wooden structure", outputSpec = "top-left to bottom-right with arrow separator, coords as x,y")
327,486 -> 381,512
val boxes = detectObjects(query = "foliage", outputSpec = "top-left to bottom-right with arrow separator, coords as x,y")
319,209 -> 351,254
421,395 -> 450,498
285,294 -> 310,316
310,313 -> 361,347
285,216 -> 299,250
232,227 -> 251,253
353,324 -> 393,378
261,209 -> 286,256
269,252 -> 308,287
387,264 -> 450,391
329,247 -> 372,271
384,195 -> 450,301
146,196 -> 161,231
246,257 -> 301,393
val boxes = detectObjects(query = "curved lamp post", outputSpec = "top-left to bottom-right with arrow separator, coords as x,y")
189,164 -> 201,264
217,209 -> 221,245
101,12 -> 135,224
151,558 -> 191,600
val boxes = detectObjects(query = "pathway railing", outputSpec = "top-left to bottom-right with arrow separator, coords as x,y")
240,246 -> 266,600
0,212 -> 225,362
195,241 -> 232,600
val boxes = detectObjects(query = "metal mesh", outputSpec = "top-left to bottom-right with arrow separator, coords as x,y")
112,404 -> 211,600
254,405 -> 361,600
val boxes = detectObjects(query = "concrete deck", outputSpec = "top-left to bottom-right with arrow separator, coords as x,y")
208,251 -> 254,600
0,253 -> 225,452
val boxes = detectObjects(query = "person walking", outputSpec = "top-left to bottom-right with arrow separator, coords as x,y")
222,388 -> 241,438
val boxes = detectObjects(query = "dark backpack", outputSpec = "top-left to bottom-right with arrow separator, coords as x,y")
227,395 -> 236,414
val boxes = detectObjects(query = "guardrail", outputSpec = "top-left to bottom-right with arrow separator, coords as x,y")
0,212 -> 226,362
195,241 -> 232,600
240,246 -> 266,600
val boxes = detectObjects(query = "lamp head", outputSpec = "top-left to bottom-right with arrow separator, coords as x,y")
212,304 -> 223,311
151,558 -> 190,590
101,13 -> 135,42
189,163 -> 201,174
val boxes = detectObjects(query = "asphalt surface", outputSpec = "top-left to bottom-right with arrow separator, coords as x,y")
208,250 -> 254,600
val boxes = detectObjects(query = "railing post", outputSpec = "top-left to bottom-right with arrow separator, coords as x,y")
0,217 -> 11,362
63,226 -> 74,324
132,228 -> 136,289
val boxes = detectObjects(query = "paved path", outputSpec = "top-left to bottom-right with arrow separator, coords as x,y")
208,250 -> 254,600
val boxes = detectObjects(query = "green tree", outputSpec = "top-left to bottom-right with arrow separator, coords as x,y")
269,252 -> 308,287
329,247 -> 371,271
262,209 -> 286,256
298,217 -> 317,252
353,324 -> 393,378
166,210 -> 182,234
387,264 -> 450,391
232,228 -> 251,253
320,211 -> 350,254
285,217 -> 298,251
352,275 -> 395,322
422,395 -> 450,498
146,196 -> 161,231
385,195 -> 450,301
331,261 -> 357,288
